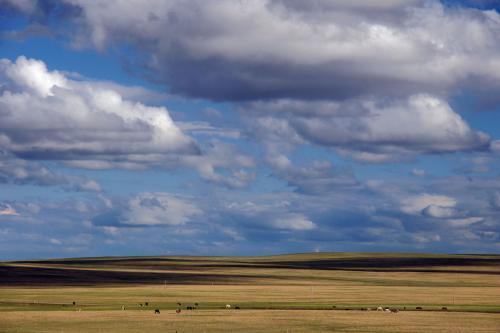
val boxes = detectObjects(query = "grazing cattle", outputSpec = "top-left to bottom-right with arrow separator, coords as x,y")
72,301 -> 76,306
226,304 -> 231,309
187,306 -> 193,310
416,307 -> 423,310
384,308 -> 391,312
145,302 -> 148,306
154,309 -> 160,314
390,309 -> 399,313
176,309 -> 181,314
235,306 -> 240,310
177,302 -> 182,306
442,307 -> 448,311
376,307 -> 383,311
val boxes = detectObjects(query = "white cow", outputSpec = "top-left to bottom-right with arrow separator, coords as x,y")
226,304 -> 231,309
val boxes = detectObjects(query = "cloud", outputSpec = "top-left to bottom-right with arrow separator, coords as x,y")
271,213 -> 316,230
490,140 -> 500,152
181,141 -> 255,188
0,57 -> 256,188
0,0 -> 37,14
448,217 -> 483,227
247,95 -> 489,161
411,168 -> 426,177
178,121 -> 241,139
294,95 -> 489,157
202,107 -> 223,118
422,204 -> 457,218
248,116 -> 305,149
125,193 -> 201,226
92,192 -> 201,227
266,154 -> 358,194
5,2 -> 496,168
24,1 -> 500,102
398,191 -> 488,229
0,56 -> 199,166
492,192 -> 500,209
0,149 -> 101,192
401,193 -> 457,215
49,238 -> 62,245
224,198 -> 316,231
0,204 -> 19,216
411,233 -> 441,243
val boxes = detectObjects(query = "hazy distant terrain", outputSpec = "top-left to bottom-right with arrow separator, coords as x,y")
1,253 -> 499,332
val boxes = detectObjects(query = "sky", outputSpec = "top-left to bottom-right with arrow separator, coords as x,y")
1,0 -> 500,259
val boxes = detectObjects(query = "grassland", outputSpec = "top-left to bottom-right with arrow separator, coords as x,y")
0,252 -> 499,332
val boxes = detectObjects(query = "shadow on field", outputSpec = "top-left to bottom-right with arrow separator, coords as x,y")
15,256 -> 500,274
2,255 -> 499,286
0,265 -> 259,286
15,256 -> 500,267
260,257 -> 500,274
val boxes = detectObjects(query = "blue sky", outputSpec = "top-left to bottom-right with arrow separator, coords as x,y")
1,0 -> 500,259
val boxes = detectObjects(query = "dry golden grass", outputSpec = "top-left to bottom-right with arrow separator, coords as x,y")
1,310 -> 499,333
1,284 -> 499,310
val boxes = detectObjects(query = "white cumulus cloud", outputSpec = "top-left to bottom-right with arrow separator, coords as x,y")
0,56 -> 199,166
124,192 -> 202,226
272,214 -> 316,231
401,193 -> 457,215
247,95 -> 489,161
36,0 -> 500,102
0,204 -> 19,216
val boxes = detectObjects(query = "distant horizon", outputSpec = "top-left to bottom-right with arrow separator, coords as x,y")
4,250 -> 500,263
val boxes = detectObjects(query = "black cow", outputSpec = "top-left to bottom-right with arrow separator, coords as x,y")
154,309 -> 160,314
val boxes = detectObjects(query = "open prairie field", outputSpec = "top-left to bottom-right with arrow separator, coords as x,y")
1,253 -> 499,332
